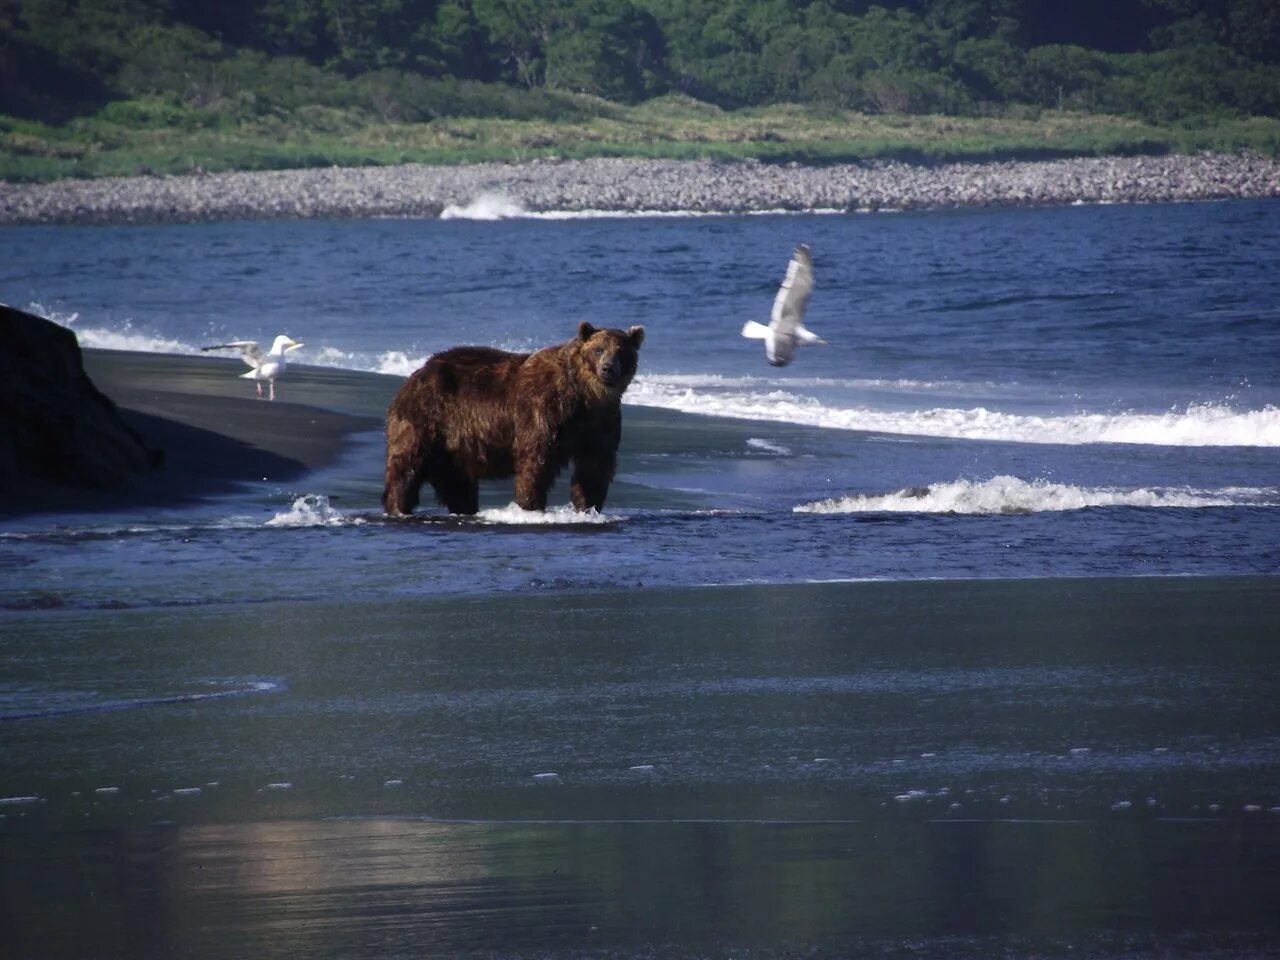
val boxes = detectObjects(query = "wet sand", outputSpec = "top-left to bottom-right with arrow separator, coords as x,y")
3,578 -> 1280,958
20,349 -> 394,514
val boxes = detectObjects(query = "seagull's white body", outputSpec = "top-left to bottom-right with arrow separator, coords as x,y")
201,334 -> 303,400
742,244 -> 824,367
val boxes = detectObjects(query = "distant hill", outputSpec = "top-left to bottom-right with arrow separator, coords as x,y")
5,0 -> 1278,121
3,0 -> 1277,181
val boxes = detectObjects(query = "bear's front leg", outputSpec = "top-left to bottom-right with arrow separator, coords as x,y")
570,451 -> 616,511
514,455 -> 554,511
513,435 -> 559,510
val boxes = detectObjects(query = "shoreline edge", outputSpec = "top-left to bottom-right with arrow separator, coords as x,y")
2,153 -> 1278,226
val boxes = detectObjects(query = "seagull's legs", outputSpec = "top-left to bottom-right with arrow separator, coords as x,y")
256,382 -> 263,399
268,381 -> 276,401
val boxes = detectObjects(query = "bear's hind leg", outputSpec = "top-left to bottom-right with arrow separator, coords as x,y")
383,456 -> 424,516
383,414 -> 428,516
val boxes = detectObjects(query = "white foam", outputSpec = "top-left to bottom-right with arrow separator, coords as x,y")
440,193 -> 528,220
439,196 -> 846,221
0,796 -> 40,805
627,378 -> 1280,448
265,494 -> 360,527
376,350 -> 429,377
638,372 -> 996,395
795,476 -> 1278,515
476,503 -> 618,525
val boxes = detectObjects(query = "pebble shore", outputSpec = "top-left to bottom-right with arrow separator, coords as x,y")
2,153 -> 1277,225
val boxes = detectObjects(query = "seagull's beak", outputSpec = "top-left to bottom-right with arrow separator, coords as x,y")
286,340 -> 304,352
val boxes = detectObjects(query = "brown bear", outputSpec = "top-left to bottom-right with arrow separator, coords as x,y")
382,321 -> 645,516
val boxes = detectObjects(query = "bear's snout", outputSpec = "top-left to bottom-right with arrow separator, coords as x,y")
597,352 -> 628,385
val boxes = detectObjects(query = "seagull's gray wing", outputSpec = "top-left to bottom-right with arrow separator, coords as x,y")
770,244 -> 813,334
202,340 -> 265,368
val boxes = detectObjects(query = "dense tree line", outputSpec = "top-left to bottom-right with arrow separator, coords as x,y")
3,0 -> 1278,123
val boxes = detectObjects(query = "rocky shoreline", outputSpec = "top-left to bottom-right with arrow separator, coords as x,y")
2,152 -> 1278,225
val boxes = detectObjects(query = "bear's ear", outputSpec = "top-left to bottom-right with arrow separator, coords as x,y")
577,321 -> 598,341
627,326 -> 645,348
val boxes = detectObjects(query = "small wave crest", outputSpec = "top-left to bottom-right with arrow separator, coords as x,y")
795,477 -> 1278,515
26,301 -> 204,355
746,437 -> 792,455
265,494 -> 359,527
1,679 -> 285,722
437,195 -> 846,221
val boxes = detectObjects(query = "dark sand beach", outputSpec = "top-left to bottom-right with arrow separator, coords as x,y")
3,350 -> 1280,958
20,350 -> 389,514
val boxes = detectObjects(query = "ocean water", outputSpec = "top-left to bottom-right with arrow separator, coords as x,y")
3,197 -> 1280,959
4,199 -> 1280,598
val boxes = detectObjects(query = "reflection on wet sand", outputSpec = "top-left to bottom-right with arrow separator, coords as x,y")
6,817 -> 1279,959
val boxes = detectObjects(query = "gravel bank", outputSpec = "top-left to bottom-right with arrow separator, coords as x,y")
2,153 -> 1277,225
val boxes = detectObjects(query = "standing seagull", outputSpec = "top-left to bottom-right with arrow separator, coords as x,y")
201,335 -> 303,400
741,243 -> 825,367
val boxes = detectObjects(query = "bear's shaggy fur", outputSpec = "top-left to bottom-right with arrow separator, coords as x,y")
383,321 -> 645,515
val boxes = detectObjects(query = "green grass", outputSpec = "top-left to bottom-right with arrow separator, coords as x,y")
3,97 -> 1278,183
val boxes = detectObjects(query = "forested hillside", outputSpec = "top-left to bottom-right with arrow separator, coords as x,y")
5,0 -> 1278,120
2,1 -> 1278,180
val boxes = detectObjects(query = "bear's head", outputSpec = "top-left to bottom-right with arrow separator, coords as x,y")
576,321 -> 645,394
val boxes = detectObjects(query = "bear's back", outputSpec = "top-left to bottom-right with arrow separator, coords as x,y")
415,345 -> 531,399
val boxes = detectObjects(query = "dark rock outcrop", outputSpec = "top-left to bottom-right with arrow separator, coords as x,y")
1,304 -> 159,511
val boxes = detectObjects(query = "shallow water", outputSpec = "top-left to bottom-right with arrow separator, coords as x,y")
3,200 -> 1280,957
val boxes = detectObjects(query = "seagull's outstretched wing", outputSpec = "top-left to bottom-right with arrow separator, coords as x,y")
202,340 -> 265,369
770,244 -> 813,333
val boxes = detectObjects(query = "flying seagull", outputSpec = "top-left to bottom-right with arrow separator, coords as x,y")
201,335 -> 303,400
741,243 -> 825,367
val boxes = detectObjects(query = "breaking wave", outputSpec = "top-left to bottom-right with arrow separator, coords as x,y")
27,302 -> 204,355
440,193 -> 528,221
627,379 -> 1280,448
795,477 -> 1279,515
